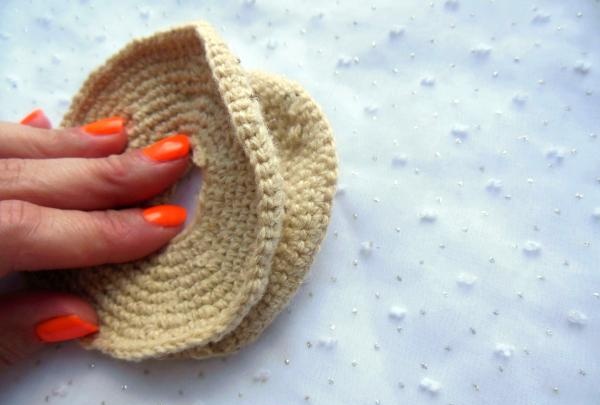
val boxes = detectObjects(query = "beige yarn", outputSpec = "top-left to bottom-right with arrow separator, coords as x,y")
29,21 -> 337,361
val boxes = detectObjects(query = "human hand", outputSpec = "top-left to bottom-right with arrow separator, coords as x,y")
0,109 -> 190,364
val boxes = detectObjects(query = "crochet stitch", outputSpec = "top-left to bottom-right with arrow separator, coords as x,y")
29,21 -> 337,361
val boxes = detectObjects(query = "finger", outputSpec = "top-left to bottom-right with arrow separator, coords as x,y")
19,108 -> 52,129
0,291 -> 98,365
0,116 -> 127,159
0,200 -> 186,274
0,134 -> 190,210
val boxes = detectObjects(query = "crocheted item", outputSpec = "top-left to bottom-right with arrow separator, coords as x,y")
29,21 -> 337,361
181,71 -> 337,358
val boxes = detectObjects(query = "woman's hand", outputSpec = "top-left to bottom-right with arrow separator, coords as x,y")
0,109 -> 190,364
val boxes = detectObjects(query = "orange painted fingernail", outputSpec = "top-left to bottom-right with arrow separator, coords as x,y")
35,314 -> 99,343
142,134 -> 190,162
143,205 -> 187,227
81,116 -> 125,136
20,108 -> 47,125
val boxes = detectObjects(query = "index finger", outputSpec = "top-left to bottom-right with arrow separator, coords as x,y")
0,116 -> 127,159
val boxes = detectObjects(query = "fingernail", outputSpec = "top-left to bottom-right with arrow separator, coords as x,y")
35,314 -> 99,343
20,108 -> 47,126
143,205 -> 187,227
81,116 -> 125,136
142,134 -> 190,162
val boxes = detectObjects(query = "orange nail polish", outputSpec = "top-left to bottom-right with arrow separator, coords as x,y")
35,314 -> 99,343
143,205 -> 187,227
20,108 -> 48,126
81,116 -> 125,136
142,134 -> 190,162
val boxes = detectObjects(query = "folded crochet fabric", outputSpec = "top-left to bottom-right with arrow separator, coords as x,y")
29,21 -> 337,361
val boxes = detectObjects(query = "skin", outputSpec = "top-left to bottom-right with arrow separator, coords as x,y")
0,113 -> 188,365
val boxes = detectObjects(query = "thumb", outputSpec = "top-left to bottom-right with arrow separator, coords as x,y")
0,291 -> 98,365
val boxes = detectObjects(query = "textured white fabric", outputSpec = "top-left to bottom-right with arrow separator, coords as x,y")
0,0 -> 599,404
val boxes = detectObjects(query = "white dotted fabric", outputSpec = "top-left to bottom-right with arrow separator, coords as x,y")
0,0 -> 598,404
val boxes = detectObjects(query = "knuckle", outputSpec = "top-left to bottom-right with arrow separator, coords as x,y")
0,200 -> 36,234
0,159 -> 25,192
93,211 -> 135,249
0,200 -> 40,272
95,154 -> 131,191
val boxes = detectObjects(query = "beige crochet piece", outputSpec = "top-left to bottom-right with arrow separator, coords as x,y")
181,71 -> 337,358
29,21 -> 337,361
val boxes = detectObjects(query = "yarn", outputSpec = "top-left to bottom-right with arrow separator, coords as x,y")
29,21 -> 337,361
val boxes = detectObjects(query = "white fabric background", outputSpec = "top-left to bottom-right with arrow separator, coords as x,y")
0,0 -> 599,404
